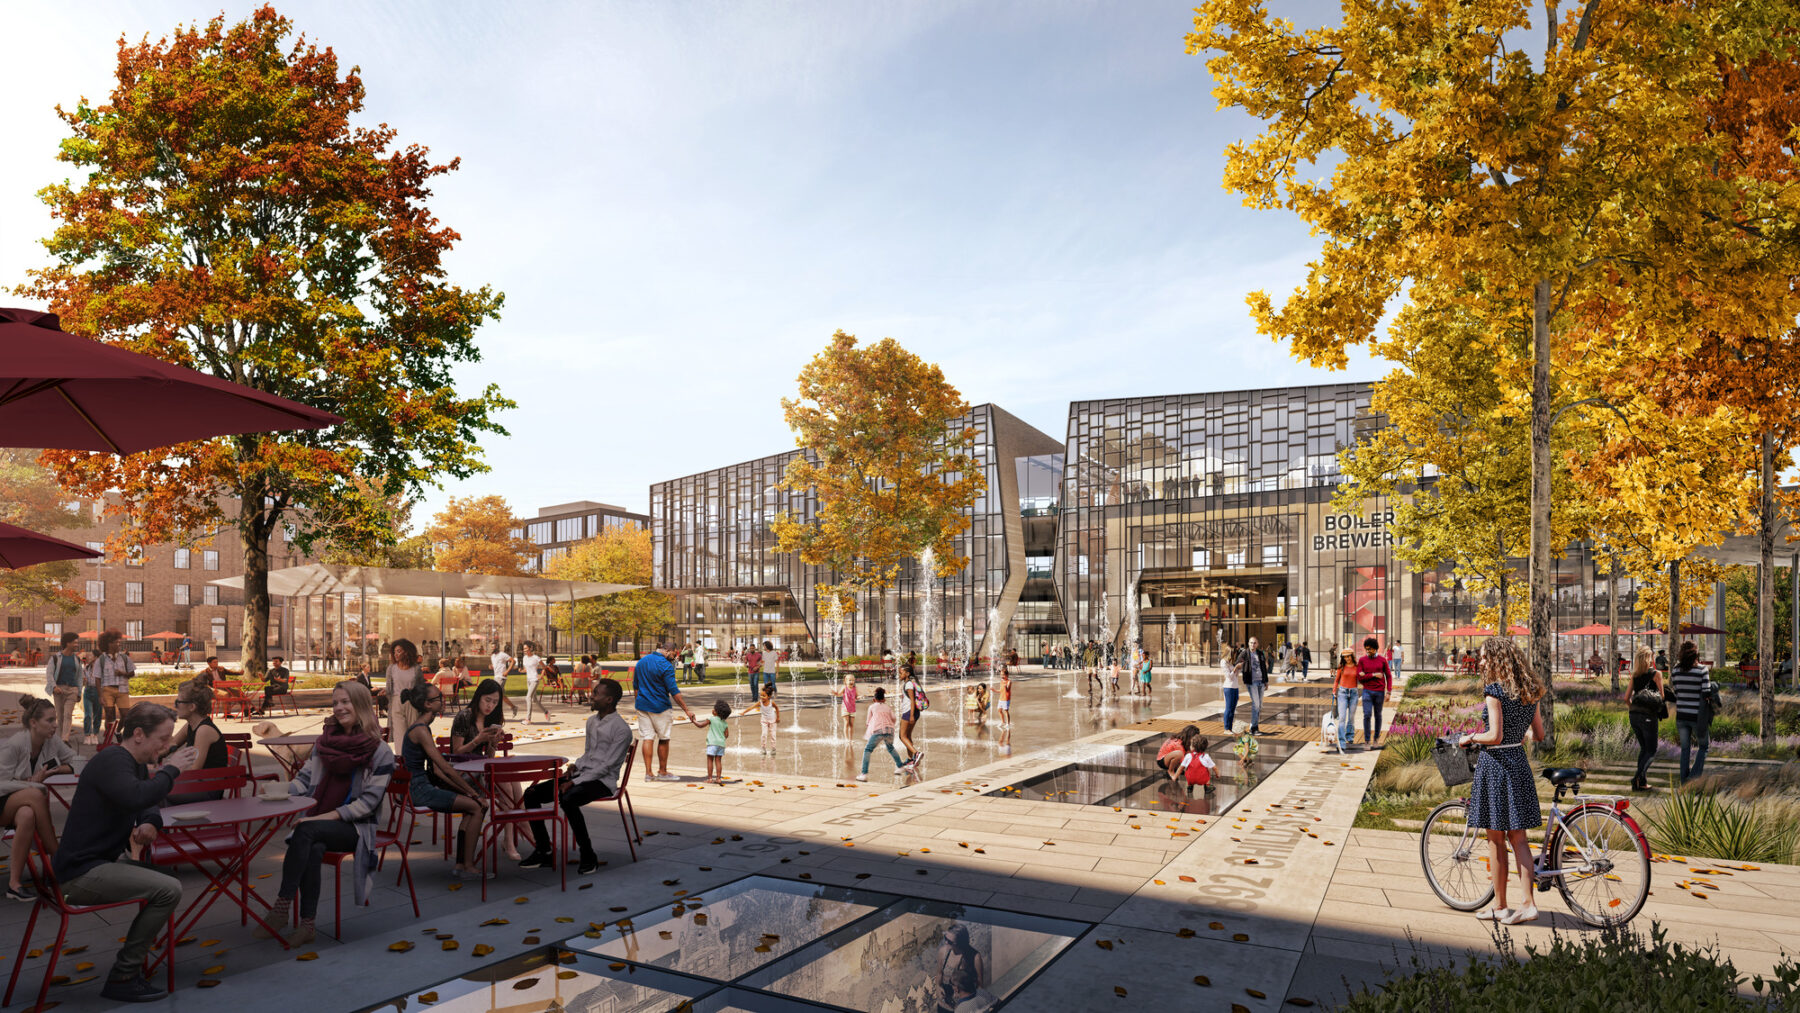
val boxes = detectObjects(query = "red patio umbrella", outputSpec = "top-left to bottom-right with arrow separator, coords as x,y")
0,519 -> 102,569
1442,625 -> 1496,637
146,630 -> 186,640
1563,623 -> 1616,636
0,308 -> 342,453
1679,622 -> 1725,635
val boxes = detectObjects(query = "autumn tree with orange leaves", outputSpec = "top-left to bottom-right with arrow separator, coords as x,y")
24,7 -> 511,679
1189,0 -> 1800,744
426,496 -> 536,577
773,331 -> 986,653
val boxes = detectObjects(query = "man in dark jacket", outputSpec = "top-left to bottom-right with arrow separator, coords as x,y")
1241,637 -> 1271,734
55,703 -> 195,1003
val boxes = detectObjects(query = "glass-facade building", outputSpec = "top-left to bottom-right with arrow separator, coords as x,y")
653,384 -> 1691,671
650,405 -> 1062,660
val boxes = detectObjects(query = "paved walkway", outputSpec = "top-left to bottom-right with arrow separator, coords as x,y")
0,675 -> 1793,1012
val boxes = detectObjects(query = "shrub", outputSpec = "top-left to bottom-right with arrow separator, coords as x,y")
1406,672 -> 1446,689
1373,730 -> 1438,774
1340,923 -> 1800,1013
1373,759 -> 1446,793
1555,704 -> 1623,737
1639,789 -> 1800,864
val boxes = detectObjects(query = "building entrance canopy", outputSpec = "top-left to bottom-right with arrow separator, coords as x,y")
209,562 -> 641,602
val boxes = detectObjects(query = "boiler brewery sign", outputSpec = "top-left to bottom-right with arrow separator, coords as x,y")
1311,510 -> 1395,553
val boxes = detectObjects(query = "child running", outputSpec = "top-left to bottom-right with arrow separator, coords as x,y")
857,686 -> 905,781
694,699 -> 730,783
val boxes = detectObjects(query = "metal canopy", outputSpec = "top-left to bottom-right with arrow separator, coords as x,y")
208,562 -> 641,602
1692,522 -> 1799,568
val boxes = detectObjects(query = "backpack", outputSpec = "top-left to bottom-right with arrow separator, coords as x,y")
912,682 -> 931,712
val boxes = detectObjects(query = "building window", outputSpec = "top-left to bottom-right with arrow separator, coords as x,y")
125,547 -> 144,567
202,550 -> 219,570
203,585 -> 220,605
527,521 -> 553,545
1261,545 -> 1286,566
43,622 -> 62,638
270,620 -> 282,645
85,580 -> 105,603
125,620 -> 144,640
173,548 -> 191,569
4,617 -> 18,633
85,541 -> 105,559
542,546 -> 568,567
173,584 -> 190,605
125,582 -> 144,604
555,517 -> 583,542
1226,551 -> 1246,569
210,617 -> 227,646
1192,548 -> 1211,570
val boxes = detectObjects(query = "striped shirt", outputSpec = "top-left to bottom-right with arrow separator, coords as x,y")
1668,666 -> 1709,721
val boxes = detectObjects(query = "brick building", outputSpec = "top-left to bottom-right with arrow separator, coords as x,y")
1,497 -> 318,659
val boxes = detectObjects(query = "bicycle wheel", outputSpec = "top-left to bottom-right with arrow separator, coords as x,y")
1420,799 -> 1495,911
1549,805 -> 1651,927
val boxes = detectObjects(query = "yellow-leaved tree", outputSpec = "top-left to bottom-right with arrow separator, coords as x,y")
547,525 -> 668,660
773,330 -> 986,652
1188,0 -> 1800,743
426,495 -> 536,577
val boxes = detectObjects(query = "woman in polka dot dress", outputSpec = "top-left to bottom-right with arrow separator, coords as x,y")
1461,637 -> 1546,926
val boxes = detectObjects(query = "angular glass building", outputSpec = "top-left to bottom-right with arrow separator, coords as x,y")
649,405 -> 1062,660
653,383 -> 1686,672
1054,383 -> 1395,666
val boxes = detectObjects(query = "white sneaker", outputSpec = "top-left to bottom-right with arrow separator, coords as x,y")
855,774 -> 867,781
1474,907 -> 1512,922
1503,905 -> 1539,925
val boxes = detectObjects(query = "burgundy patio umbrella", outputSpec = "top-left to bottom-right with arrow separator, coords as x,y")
0,520 -> 102,570
0,308 -> 341,453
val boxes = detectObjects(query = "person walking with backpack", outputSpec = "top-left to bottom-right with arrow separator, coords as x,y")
1669,640 -> 1715,782
898,663 -> 928,768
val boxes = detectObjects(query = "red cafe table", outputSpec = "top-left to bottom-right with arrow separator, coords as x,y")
146,794 -> 314,978
40,773 -> 78,809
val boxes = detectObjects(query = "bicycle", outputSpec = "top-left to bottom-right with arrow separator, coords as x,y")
1420,756 -> 1651,927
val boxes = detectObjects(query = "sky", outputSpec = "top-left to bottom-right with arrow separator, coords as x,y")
0,0 -> 1377,528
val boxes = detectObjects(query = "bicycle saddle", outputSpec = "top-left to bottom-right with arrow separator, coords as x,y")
1540,767 -> 1586,786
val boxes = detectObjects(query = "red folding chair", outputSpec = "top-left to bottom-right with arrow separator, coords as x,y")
221,732 -> 280,789
319,769 -> 420,939
580,745 -> 643,862
151,767 -> 251,922
5,846 -> 172,1008
395,771 -> 453,861
477,758 -> 567,901
213,680 -> 254,720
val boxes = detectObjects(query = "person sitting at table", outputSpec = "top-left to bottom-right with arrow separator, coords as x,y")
254,680 -> 393,947
517,677 -> 632,876
162,683 -> 229,804
399,683 -> 489,879
449,677 -> 522,861
192,656 -> 237,690
0,695 -> 74,901
54,703 -> 195,1003
254,655 -> 291,716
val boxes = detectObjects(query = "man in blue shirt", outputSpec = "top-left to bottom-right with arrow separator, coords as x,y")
633,642 -> 696,780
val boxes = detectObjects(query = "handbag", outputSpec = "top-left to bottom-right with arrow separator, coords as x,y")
1432,738 -> 1475,788
1630,687 -> 1668,718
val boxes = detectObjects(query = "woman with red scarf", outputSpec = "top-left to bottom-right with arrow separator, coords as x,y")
254,681 -> 393,946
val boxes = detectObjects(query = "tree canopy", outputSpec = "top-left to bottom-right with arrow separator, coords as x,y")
25,6 -> 511,677
0,449 -> 87,615
546,525 -> 668,659
772,330 -> 986,648
426,495 -> 534,577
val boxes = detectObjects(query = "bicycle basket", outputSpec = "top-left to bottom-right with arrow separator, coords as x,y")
1432,739 -> 1475,788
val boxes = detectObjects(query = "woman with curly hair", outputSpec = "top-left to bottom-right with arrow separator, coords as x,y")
1460,637 -> 1546,925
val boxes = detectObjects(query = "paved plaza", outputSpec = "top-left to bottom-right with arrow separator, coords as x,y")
0,670 -> 1793,1012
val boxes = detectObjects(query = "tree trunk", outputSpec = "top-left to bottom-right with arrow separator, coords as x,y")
1529,279 -> 1556,747
872,585 -> 888,656
1667,558 -> 1681,666
237,471 -> 271,682
1607,549 -> 1620,693
1759,431 -> 1776,745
